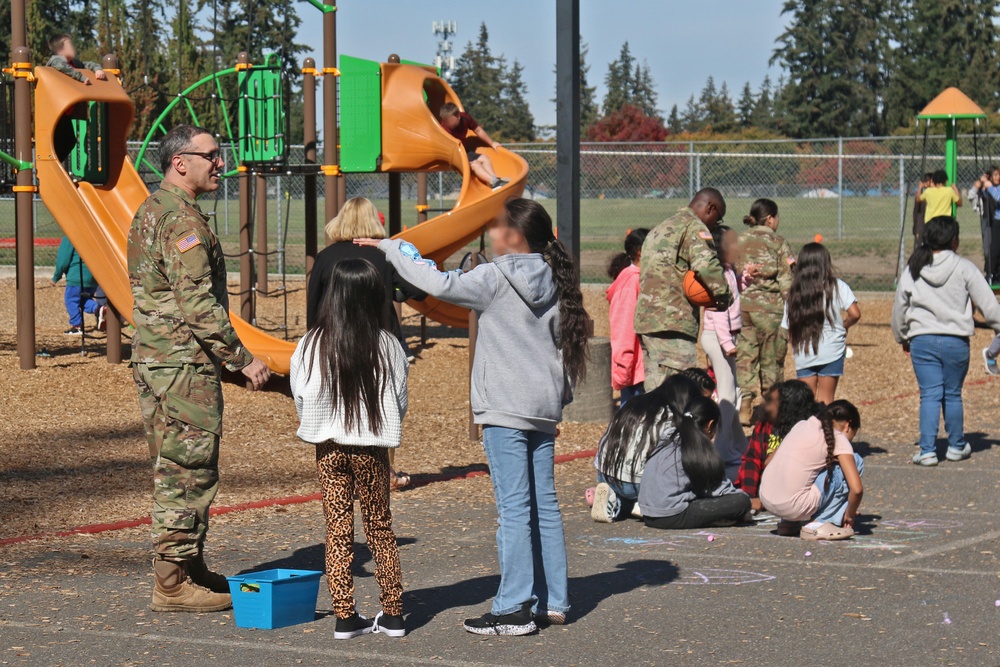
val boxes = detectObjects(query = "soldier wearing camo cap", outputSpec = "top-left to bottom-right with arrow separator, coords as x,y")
634,188 -> 732,389
128,125 -> 271,613
736,197 -> 795,425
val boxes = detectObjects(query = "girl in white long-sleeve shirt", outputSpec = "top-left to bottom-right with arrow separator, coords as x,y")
290,258 -> 408,640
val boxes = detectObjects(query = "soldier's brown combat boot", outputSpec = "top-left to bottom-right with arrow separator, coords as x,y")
189,551 -> 230,594
151,559 -> 232,613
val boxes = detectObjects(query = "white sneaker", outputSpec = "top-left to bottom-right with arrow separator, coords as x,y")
984,348 -> 999,376
590,483 -> 619,523
912,452 -> 939,466
945,443 -> 972,461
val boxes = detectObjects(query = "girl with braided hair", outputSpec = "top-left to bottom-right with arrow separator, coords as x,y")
759,400 -> 863,540
357,198 -> 589,635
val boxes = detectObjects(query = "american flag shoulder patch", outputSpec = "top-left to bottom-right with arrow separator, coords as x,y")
175,233 -> 201,253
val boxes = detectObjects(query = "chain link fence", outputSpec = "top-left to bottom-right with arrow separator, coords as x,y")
3,136 -> 996,289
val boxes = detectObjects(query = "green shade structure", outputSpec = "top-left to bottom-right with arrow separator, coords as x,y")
917,87 -> 987,188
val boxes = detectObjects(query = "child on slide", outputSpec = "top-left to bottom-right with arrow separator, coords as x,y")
759,400 -> 863,541
439,102 -> 509,190
637,376 -> 751,530
47,33 -> 107,163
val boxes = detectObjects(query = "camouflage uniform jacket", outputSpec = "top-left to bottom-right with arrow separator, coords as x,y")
46,55 -> 102,83
738,225 -> 795,314
634,207 -> 732,339
128,183 -> 253,370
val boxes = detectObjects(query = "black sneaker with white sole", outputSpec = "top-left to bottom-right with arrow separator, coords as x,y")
334,612 -> 375,640
373,611 -> 406,638
463,603 -> 537,636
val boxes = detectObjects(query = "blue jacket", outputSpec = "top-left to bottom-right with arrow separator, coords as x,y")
53,237 -> 96,288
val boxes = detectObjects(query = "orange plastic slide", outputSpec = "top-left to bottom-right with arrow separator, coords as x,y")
32,63 -> 526,374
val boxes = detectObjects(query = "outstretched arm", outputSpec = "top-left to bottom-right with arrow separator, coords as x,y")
474,126 -> 501,150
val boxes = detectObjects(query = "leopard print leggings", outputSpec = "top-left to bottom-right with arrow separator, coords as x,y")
316,443 -> 403,619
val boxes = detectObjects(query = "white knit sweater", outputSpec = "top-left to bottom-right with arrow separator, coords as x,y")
290,330 -> 408,448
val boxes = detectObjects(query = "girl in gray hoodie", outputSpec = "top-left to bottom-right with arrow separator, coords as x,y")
892,216 -> 1000,466
358,198 -> 590,636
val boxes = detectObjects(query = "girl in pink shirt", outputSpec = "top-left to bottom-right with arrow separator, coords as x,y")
701,225 -> 748,479
607,229 -> 649,406
759,400 -> 864,541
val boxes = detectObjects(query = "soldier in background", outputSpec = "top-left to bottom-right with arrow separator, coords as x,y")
737,198 -> 795,425
128,125 -> 270,612
634,188 -> 732,389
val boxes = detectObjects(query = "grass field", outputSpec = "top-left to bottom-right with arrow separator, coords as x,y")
0,193 -> 986,289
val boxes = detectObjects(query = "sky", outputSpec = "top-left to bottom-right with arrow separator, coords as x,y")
295,0 -> 791,129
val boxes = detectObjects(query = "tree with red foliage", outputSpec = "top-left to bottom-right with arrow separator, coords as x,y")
585,104 -> 667,142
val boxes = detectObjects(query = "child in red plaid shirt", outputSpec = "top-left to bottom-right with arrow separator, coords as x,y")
735,380 -> 818,512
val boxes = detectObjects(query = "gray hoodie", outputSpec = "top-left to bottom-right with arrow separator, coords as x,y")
380,239 -> 570,433
892,250 -> 1000,343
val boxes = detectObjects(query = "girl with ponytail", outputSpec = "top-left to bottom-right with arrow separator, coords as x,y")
637,376 -> 752,530
892,216 -> 1000,466
759,399 -> 863,541
606,228 -> 649,406
357,197 -> 589,635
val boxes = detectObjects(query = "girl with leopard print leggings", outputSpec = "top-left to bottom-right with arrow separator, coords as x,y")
290,258 -> 410,640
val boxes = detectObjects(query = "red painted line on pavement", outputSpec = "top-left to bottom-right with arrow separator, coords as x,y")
0,448 -> 600,547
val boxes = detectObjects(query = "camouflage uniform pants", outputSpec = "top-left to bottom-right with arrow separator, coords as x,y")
736,310 -> 787,406
133,363 -> 223,561
640,333 -> 698,390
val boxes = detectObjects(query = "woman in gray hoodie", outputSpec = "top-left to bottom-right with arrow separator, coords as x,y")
357,198 -> 590,636
892,216 -> 1000,466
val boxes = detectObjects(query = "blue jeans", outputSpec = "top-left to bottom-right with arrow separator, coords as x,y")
813,453 -> 864,525
909,335 -> 970,456
63,285 -> 100,327
481,426 -> 569,616
596,472 -> 640,521
619,383 -> 644,408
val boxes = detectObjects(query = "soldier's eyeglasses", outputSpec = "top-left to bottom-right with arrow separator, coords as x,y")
179,151 -> 223,164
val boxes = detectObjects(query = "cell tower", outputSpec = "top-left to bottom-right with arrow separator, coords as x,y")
432,21 -> 457,81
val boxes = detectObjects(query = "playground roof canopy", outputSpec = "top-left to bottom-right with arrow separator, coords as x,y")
917,87 -> 986,120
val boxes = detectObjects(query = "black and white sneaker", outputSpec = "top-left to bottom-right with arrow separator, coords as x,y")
373,611 -> 406,638
64,326 -> 82,336
491,178 -> 509,191
334,612 -> 375,640
97,306 -> 107,332
463,604 -> 537,636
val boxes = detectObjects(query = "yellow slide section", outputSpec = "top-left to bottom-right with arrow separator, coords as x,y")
32,63 -> 526,373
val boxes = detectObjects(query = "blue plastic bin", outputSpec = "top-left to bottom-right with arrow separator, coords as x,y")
227,568 -> 323,630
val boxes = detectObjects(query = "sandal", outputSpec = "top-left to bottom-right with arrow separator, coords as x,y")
800,521 -> 854,541
390,470 -> 411,491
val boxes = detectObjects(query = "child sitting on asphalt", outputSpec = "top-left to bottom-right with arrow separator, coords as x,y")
438,102 -> 509,190
637,376 -> 751,529
52,236 -> 106,335
606,228 -> 649,407
47,34 -> 107,162
759,400 -> 863,541
735,380 -> 819,513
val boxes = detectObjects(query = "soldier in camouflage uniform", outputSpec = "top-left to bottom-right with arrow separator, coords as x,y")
635,188 -> 732,389
736,198 -> 795,424
129,125 -> 271,613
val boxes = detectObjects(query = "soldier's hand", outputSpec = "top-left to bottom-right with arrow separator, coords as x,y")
241,357 -> 271,390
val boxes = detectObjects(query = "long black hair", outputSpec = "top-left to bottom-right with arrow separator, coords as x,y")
907,216 -> 959,281
303,258 -> 392,435
817,400 -> 861,491
673,394 -> 725,495
598,374 -> 698,482
786,242 -> 837,356
775,380 -> 821,439
743,198 -> 778,227
503,198 -> 590,384
607,228 -> 649,280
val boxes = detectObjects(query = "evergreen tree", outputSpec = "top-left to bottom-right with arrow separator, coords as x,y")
25,0 -> 72,64
501,59 -> 535,141
667,104 -> 682,134
737,81 -> 756,127
551,38 -> 598,133
451,22 -> 507,132
602,41 -> 637,115
886,0 -> 1000,130
750,75 -> 774,129
681,94 -> 704,132
631,62 -> 660,118
706,81 -> 737,132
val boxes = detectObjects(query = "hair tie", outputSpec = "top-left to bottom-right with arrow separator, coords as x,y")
683,411 -> 693,419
